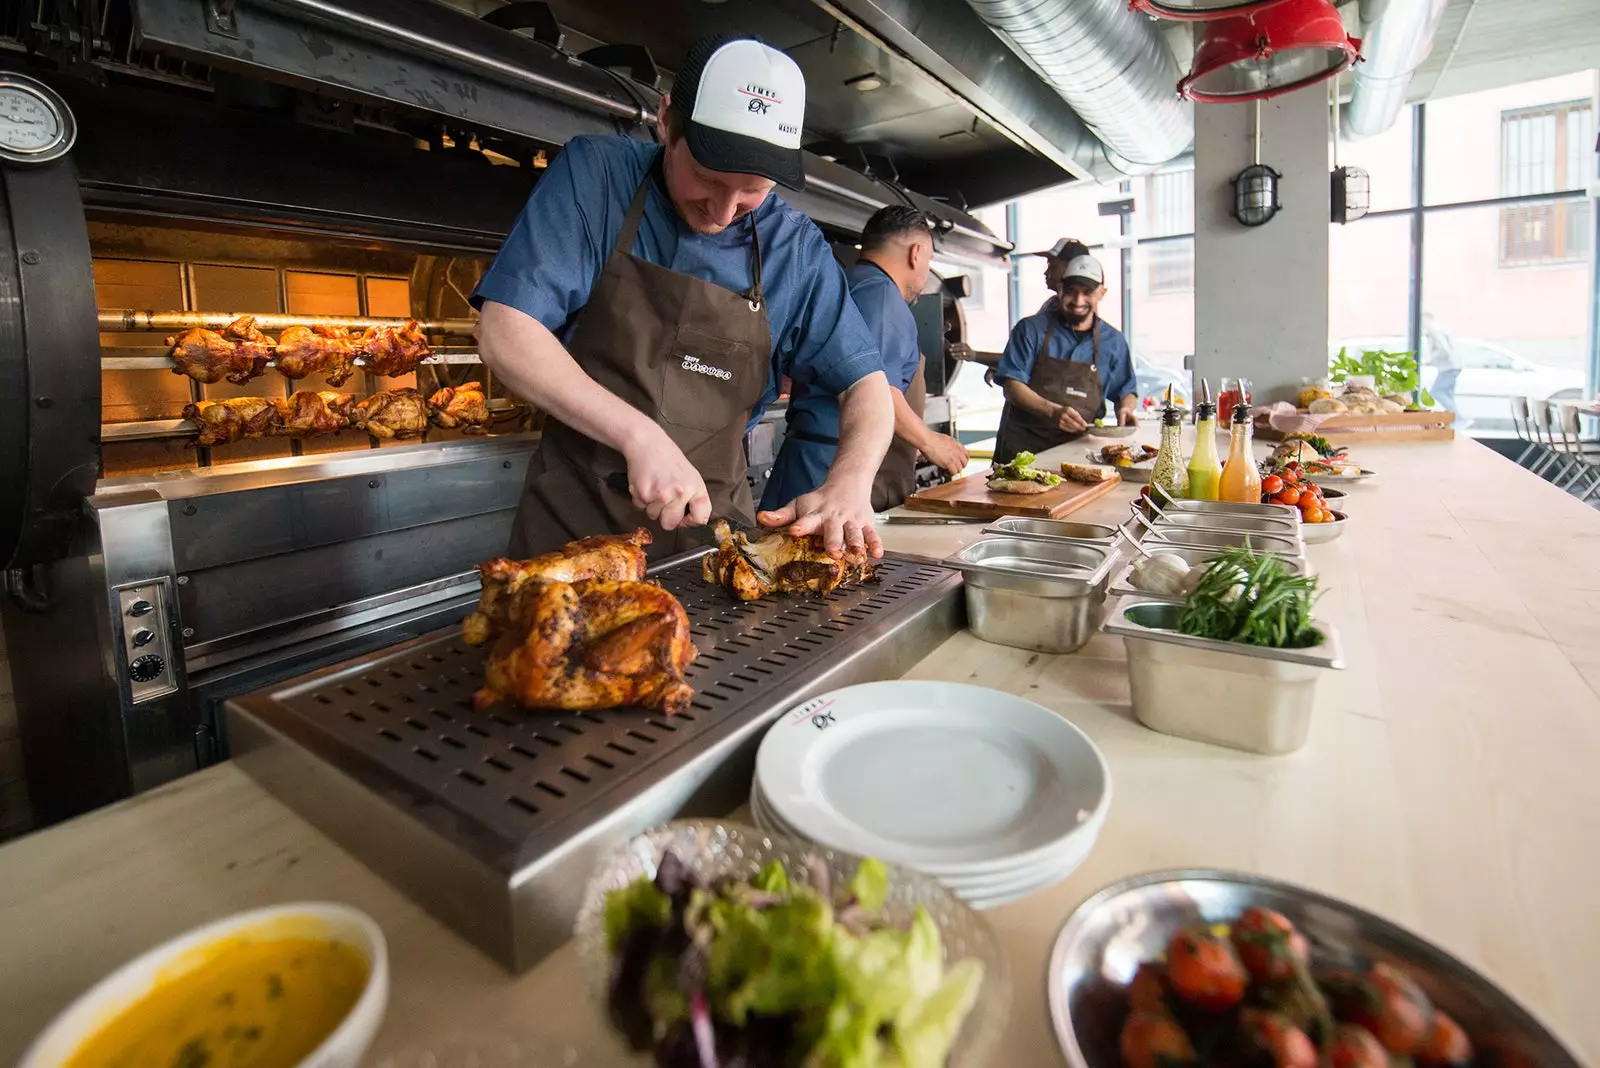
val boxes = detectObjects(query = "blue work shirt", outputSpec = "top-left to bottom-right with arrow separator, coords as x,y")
994,307 -> 1137,405
758,261 -> 919,511
471,135 -> 881,430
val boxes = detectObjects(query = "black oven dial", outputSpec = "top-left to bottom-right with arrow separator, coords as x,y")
129,654 -> 166,683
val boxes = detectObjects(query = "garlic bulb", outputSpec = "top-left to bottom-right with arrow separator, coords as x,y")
1131,554 -> 1196,597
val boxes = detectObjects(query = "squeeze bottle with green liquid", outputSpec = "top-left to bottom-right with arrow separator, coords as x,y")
1186,394 -> 1222,501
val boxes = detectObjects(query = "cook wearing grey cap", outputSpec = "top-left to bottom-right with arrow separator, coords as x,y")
1030,236 -> 1092,309
991,254 -> 1139,464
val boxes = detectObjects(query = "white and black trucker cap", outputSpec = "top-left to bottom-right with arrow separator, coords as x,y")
673,35 -> 807,191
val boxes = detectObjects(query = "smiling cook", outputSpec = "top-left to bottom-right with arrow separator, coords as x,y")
991,253 -> 1138,465
473,34 -> 893,560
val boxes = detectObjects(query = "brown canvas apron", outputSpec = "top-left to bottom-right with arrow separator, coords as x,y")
992,317 -> 1105,465
870,354 -> 927,511
510,162 -> 771,560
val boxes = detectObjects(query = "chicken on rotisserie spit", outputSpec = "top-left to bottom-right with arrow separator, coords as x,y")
701,519 -> 878,601
167,315 -> 275,385
181,396 -> 282,446
463,529 -> 651,647
349,388 -> 430,440
355,319 -> 432,377
475,577 -> 696,715
276,390 -> 354,436
427,381 -> 491,434
273,324 -> 358,386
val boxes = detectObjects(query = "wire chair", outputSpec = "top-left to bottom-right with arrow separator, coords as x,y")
1508,396 -> 1542,468
1555,404 -> 1600,504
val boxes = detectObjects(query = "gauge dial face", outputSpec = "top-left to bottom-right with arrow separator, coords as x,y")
0,86 -> 62,154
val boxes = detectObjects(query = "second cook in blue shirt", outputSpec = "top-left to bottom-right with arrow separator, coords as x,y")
762,206 -> 969,510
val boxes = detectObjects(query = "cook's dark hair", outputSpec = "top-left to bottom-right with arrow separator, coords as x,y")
860,206 -> 931,253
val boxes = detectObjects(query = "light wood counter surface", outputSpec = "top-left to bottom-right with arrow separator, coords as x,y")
3,433 -> 1598,1065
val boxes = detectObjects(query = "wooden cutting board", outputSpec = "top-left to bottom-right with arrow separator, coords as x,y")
904,470 -> 1122,519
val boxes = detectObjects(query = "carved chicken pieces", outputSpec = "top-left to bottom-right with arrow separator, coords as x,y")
701,519 -> 878,601
462,530 -> 696,715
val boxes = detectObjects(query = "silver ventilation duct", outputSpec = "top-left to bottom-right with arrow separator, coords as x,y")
962,0 -> 1194,171
1345,0 -> 1449,138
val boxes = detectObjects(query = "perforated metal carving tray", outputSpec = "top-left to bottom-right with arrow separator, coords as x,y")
226,550 -> 963,971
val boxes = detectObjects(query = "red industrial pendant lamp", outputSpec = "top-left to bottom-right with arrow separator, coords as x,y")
1130,0 -> 1294,23
1177,0 -> 1361,103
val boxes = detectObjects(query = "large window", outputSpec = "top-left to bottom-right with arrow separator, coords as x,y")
1144,170 -> 1195,295
1498,100 -> 1593,266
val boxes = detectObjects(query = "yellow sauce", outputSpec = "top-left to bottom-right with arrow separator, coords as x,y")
65,936 -> 368,1068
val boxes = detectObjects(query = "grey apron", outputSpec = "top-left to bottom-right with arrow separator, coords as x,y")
993,317 -> 1105,465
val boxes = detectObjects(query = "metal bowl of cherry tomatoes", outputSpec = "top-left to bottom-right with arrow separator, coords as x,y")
1261,466 -> 1346,537
1047,869 -> 1581,1068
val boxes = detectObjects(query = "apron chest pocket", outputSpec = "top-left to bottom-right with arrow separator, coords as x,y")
660,327 -> 761,433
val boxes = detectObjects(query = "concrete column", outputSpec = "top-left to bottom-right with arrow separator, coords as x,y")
1193,86 -> 1331,405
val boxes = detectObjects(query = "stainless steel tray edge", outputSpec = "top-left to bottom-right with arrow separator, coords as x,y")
1105,600 -> 1345,670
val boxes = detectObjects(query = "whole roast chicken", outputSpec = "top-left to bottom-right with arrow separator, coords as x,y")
428,381 -> 491,434
181,396 -> 281,445
355,319 -> 432,377
463,529 -> 651,647
701,519 -> 877,601
274,324 -> 357,386
475,577 -> 696,715
350,388 -> 429,439
167,315 -> 274,385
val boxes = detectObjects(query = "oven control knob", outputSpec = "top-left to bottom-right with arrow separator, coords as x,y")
131,628 -> 155,647
127,599 -> 155,617
129,654 -> 165,683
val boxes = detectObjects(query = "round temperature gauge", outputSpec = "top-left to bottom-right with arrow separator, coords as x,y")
0,74 -> 76,165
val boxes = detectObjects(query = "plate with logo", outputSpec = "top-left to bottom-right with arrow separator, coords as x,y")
753,681 -> 1111,889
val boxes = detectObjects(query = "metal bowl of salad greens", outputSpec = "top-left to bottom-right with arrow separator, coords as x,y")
574,820 -> 1009,1068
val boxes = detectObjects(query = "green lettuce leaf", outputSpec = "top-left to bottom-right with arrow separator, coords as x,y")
847,858 -> 888,912
603,875 -> 671,952
891,957 -> 985,1068
754,858 -> 789,894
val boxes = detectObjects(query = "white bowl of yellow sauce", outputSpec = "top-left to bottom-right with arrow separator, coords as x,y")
19,902 -> 388,1068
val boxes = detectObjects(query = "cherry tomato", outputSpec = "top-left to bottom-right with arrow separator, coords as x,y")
1328,963 -> 1433,1055
1302,481 -> 1322,498
1127,962 -> 1170,1013
1328,1023 -> 1388,1068
1261,474 -> 1285,496
1416,1010 -> 1473,1067
1303,508 -> 1324,525
1119,1010 -> 1196,1068
1166,928 -> 1249,1012
1298,495 -> 1320,514
1277,486 -> 1302,506
1239,1008 -> 1318,1068
1231,906 -> 1310,983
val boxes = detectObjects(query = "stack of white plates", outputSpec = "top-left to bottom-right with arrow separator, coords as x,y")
751,681 -> 1112,910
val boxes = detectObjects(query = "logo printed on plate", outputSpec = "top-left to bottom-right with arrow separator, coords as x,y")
786,696 -> 836,728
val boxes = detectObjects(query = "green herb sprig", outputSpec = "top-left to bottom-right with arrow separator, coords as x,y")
1176,547 -> 1322,650
1328,346 -> 1436,407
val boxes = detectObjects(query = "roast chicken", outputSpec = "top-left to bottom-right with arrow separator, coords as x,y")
167,315 -> 275,385
356,319 -> 432,377
350,388 -> 430,440
428,381 -> 492,434
277,390 -> 354,435
701,519 -> 878,601
274,325 -> 358,386
181,396 -> 282,446
463,529 -> 651,646
475,577 -> 696,715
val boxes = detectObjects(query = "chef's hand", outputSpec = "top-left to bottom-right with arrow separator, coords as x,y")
922,433 -> 970,476
756,479 -> 884,560
1118,405 -> 1139,427
1055,404 -> 1088,433
621,427 -> 711,531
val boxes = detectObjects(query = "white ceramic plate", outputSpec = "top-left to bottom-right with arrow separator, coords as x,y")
753,779 -> 1103,895
756,682 -> 1112,879
1309,467 -> 1376,484
1083,450 -> 1153,483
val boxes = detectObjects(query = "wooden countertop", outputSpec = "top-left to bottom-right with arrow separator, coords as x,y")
4,433 -> 1599,1065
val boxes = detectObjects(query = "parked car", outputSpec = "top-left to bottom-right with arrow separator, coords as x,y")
1330,336 -> 1585,432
